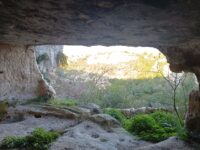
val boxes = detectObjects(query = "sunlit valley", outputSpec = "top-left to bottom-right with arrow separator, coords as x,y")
36,46 -> 197,111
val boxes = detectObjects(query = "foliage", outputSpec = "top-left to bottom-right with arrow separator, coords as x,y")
128,53 -> 166,79
103,108 -> 127,125
48,98 -> 78,107
0,128 -> 60,150
36,53 -> 49,64
78,74 -> 197,112
57,52 -> 68,69
124,111 -> 180,142
0,101 -> 8,121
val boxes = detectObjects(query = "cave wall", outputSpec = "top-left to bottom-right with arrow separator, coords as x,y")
0,44 -> 54,102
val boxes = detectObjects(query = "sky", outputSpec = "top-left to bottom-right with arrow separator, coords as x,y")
63,45 -> 162,64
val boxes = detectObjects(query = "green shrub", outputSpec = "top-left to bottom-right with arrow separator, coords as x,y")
48,98 -> 78,107
0,128 -> 60,150
104,108 -> 127,125
151,111 -> 178,133
125,111 -> 179,142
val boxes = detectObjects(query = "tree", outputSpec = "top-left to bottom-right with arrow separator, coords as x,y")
156,57 -> 186,125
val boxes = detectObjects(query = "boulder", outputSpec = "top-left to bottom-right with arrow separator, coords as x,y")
89,114 -> 121,128
81,103 -> 102,114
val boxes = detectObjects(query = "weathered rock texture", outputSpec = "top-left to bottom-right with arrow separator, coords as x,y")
0,0 -> 199,76
35,45 -> 64,74
0,44 -> 54,101
186,91 -> 200,140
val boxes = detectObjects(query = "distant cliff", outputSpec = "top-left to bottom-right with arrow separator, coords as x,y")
35,45 -> 64,77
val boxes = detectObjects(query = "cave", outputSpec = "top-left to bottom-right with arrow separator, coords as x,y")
0,0 -> 200,144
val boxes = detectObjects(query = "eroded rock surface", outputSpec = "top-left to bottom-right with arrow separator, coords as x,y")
0,117 -> 76,143
0,104 -> 198,150
186,90 -> 200,140
0,0 -> 199,48
136,137 -> 195,150
0,44 -> 54,101
50,121 -> 149,150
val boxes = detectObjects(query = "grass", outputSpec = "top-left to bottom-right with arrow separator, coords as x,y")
0,128 -> 60,150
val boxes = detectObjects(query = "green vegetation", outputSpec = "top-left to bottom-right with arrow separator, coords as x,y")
103,108 -> 127,125
48,98 -> 78,107
55,51 -> 197,119
125,111 -> 179,142
0,101 -> 8,121
104,110 -> 184,142
0,128 -> 60,150
79,74 -> 197,114
57,52 -> 68,69
36,53 -> 49,64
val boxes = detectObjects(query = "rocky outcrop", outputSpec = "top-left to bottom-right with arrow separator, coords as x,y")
0,0 -> 199,48
35,45 -> 64,75
50,121 -> 149,150
186,91 -> 200,141
0,44 -> 54,102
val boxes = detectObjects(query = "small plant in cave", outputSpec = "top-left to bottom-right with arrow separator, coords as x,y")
0,128 -> 60,150
36,53 -> 49,64
0,101 -> 8,121
56,52 -> 68,69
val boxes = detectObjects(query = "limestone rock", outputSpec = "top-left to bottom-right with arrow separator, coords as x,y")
186,90 -> 200,140
120,107 -> 170,118
37,79 -> 56,100
12,104 -> 79,120
135,137 -> 195,150
81,103 -> 102,114
89,114 -> 121,128
0,44 -> 54,102
50,121 -> 149,150
35,45 -> 64,75
0,116 -> 76,144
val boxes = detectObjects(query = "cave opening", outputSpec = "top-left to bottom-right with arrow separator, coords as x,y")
35,45 -> 198,117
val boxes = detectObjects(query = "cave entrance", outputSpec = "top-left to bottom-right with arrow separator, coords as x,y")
35,45 -> 198,119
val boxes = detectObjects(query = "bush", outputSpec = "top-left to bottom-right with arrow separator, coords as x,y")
0,128 -> 60,150
125,111 -> 179,142
104,108 -> 127,125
